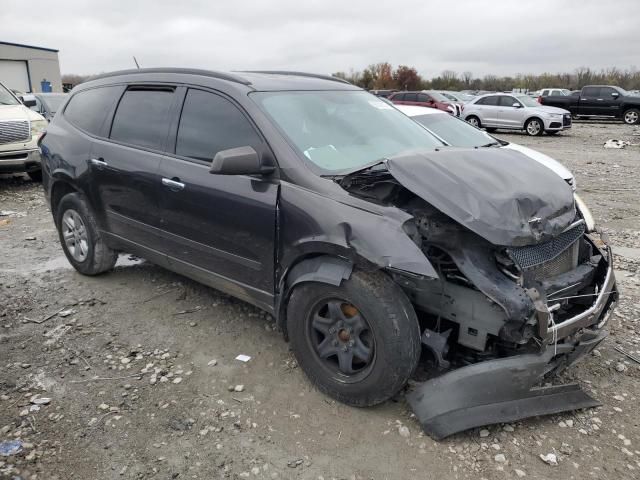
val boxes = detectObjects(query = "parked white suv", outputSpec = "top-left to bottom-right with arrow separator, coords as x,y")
0,81 -> 47,181
463,93 -> 571,136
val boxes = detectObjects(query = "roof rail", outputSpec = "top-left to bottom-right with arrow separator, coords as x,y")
238,70 -> 351,84
88,68 -> 251,85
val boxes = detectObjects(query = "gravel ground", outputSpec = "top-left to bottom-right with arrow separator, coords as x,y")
1,122 -> 639,480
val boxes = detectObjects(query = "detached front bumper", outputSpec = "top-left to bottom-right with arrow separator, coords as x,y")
0,148 -> 41,173
408,328 -> 607,439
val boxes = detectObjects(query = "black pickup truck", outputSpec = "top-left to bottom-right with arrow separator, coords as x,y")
540,85 -> 640,124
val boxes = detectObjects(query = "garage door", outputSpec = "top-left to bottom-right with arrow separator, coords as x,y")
0,60 -> 30,93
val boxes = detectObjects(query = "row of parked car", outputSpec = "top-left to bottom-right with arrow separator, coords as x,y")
374,84 -> 640,136
6,68 -> 614,438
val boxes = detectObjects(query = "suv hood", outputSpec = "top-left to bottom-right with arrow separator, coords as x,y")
0,104 -> 44,122
535,105 -> 570,115
384,148 -> 576,246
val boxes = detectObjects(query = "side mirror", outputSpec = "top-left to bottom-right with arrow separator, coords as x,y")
20,94 -> 37,108
512,102 -> 522,108
210,146 -> 274,175
611,92 -> 619,98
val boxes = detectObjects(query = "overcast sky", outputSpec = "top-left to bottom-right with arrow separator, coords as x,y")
2,0 -> 638,78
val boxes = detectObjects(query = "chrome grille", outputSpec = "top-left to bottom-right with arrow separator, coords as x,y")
0,120 -> 30,145
508,223 -> 585,280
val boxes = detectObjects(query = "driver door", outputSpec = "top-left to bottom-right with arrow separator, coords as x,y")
157,87 -> 278,307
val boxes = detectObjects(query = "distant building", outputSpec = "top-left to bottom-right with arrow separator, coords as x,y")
0,41 -> 62,93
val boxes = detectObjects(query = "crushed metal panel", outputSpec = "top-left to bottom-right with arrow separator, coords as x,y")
385,148 -> 576,247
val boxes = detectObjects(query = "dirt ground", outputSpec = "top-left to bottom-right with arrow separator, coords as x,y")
1,122 -> 639,480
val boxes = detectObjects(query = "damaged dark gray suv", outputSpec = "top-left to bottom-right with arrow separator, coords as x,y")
40,69 -> 617,438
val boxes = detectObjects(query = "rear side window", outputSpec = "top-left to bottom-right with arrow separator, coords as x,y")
175,89 -> 263,162
418,93 -> 429,102
110,88 -> 175,150
582,87 -> 600,98
476,96 -> 499,106
64,86 -> 121,136
405,93 -> 417,102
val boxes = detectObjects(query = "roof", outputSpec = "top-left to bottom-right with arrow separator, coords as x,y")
88,68 -> 359,92
0,41 -> 58,53
394,105 -> 445,117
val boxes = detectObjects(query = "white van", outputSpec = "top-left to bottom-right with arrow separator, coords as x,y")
0,81 -> 47,181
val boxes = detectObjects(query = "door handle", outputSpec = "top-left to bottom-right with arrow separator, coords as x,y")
162,177 -> 185,191
90,158 -> 108,168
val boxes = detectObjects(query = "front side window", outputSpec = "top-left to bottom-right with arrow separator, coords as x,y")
499,96 -> 520,107
64,86 -> 122,136
252,90 -> 444,173
110,88 -> 175,150
514,95 -> 539,107
600,87 -> 617,98
418,93 -> 430,102
175,89 -> 263,161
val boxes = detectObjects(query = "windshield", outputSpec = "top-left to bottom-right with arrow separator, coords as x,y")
516,95 -> 540,107
0,83 -> 20,106
41,94 -> 67,113
252,91 -> 444,173
412,113 -> 497,148
441,92 -> 459,101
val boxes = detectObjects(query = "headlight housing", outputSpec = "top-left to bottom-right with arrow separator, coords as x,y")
574,194 -> 595,232
30,119 -> 47,138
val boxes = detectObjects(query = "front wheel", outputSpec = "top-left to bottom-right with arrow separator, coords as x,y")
623,109 -> 639,125
525,118 -> 544,136
56,192 -> 118,275
286,269 -> 421,407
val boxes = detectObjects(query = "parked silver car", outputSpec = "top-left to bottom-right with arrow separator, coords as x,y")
463,93 -> 572,136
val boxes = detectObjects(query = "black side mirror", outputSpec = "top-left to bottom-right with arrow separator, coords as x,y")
20,94 -> 37,108
210,146 -> 274,175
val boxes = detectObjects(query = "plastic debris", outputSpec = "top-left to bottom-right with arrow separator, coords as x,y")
0,439 -> 23,456
235,354 -> 251,362
604,139 -> 631,149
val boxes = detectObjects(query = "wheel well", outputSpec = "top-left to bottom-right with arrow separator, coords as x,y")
525,116 -> 544,128
50,181 -> 79,220
275,254 -> 354,338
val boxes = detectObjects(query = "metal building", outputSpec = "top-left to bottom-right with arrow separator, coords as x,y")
0,41 -> 62,93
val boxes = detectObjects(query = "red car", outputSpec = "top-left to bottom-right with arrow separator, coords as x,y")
389,90 -> 463,116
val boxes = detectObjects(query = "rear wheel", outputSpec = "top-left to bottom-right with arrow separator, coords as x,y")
623,109 -> 639,125
525,118 -> 544,136
286,269 -> 421,407
466,116 -> 481,128
56,193 -> 118,275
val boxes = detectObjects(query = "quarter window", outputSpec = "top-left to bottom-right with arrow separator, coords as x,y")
64,86 -> 122,136
110,87 -> 175,150
175,89 -> 263,162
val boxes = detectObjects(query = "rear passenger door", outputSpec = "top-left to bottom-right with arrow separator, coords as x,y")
89,85 -> 177,253
157,87 -> 278,308
474,96 -> 500,126
578,87 -> 601,116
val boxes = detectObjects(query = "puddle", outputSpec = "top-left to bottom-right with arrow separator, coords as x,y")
2,254 -> 145,274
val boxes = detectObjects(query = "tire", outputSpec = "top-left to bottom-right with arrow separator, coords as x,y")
623,108 -> 640,125
485,127 -> 497,133
466,115 -> 481,128
55,192 -> 118,275
27,169 -> 42,182
286,269 -> 421,407
525,118 -> 544,136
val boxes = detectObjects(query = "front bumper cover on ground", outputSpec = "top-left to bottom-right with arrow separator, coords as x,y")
407,328 -> 607,439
